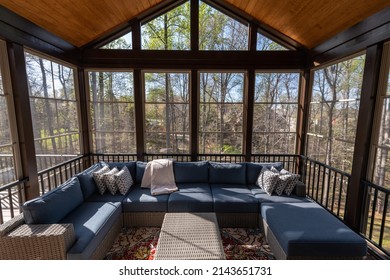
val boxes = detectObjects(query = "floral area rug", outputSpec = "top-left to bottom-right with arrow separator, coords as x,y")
104,227 -> 275,260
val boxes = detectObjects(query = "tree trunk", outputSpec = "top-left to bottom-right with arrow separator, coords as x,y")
323,66 -> 339,205
39,59 -> 57,154
57,64 -> 74,154
98,72 -> 106,152
165,73 -> 171,152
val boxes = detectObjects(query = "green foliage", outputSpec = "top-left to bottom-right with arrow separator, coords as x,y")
141,1 -> 190,50
101,32 -> 132,49
199,1 -> 248,50
257,33 -> 287,51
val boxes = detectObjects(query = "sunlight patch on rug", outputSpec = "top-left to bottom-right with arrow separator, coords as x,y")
104,227 -> 275,260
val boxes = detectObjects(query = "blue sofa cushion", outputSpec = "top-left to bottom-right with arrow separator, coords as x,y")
175,183 -> 211,193
261,202 -> 367,258
76,162 -> 110,199
86,192 -> 127,203
246,162 -> 283,185
22,177 -> 83,224
122,185 -> 169,212
211,184 -> 258,212
62,201 -> 122,260
209,162 -> 246,185
251,188 -> 310,205
168,192 -> 213,212
135,161 -> 147,184
173,161 -> 209,183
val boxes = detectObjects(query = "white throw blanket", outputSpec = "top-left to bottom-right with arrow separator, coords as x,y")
141,159 -> 178,196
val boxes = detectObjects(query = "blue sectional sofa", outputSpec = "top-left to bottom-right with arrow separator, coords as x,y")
0,160 -> 367,260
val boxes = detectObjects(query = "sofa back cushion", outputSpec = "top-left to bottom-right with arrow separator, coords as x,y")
209,162 -> 246,185
107,161 -> 136,180
246,162 -> 284,185
22,176 -> 83,224
136,161 -> 147,184
173,161 -> 209,183
76,163 -> 108,199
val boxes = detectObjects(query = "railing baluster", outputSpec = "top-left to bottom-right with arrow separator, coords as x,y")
379,193 -> 388,247
369,188 -> 378,240
0,197 -> 3,224
7,188 -> 13,218
308,160 -> 312,196
331,171 -> 337,213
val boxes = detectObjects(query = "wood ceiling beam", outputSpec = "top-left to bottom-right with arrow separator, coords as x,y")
311,6 -> 390,64
81,49 -> 307,69
0,5 -> 79,64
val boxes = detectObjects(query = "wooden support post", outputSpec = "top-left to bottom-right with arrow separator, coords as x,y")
191,70 -> 199,161
296,69 -> 312,175
245,69 -> 255,162
6,42 -> 39,200
134,69 -> 144,161
190,0 -> 199,52
345,44 -> 383,231
76,67 -> 91,168
131,20 -> 141,51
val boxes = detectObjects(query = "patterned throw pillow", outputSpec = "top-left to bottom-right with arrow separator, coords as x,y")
284,173 -> 300,196
256,167 -> 279,196
272,168 -> 288,195
115,166 -> 134,195
92,166 -> 110,195
103,167 -> 119,195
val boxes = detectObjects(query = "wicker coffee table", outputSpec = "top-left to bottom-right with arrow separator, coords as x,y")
154,212 -> 225,260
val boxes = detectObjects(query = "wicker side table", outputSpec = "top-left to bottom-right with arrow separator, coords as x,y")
0,223 -> 75,260
155,212 -> 225,260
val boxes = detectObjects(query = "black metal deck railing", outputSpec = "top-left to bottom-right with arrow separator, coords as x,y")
361,180 -> 390,256
0,178 -> 27,224
37,155 -> 90,194
300,156 -> 351,220
0,153 -> 389,257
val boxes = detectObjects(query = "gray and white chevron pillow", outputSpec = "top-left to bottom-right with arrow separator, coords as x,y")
92,166 -> 110,195
283,173 -> 300,196
272,167 -> 288,195
103,167 -> 119,195
257,167 -> 279,196
115,166 -> 134,195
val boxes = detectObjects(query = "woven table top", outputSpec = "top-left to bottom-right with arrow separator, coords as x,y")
155,212 -> 225,260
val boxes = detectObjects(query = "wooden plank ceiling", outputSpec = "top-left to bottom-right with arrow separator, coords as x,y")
0,0 -> 389,49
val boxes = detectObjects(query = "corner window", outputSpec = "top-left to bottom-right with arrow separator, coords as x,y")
25,51 -> 81,171
307,54 -> 366,173
0,40 -> 17,185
